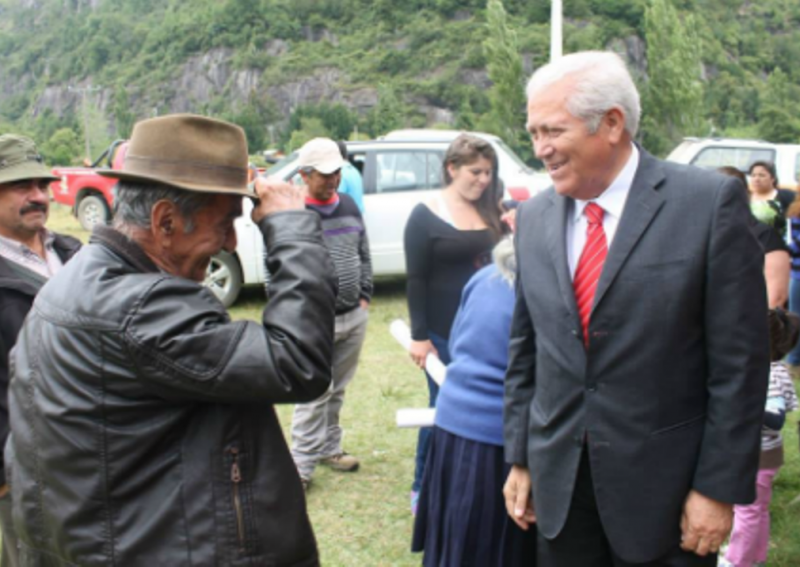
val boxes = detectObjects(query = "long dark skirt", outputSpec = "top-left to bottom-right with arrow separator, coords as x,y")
411,427 -> 536,566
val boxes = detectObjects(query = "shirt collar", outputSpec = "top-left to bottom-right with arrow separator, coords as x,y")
572,143 -> 640,222
0,228 -> 55,255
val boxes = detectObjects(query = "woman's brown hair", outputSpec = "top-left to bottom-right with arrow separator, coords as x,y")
442,134 -> 505,240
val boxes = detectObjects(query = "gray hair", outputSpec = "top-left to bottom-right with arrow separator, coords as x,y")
112,180 -> 215,234
526,51 -> 641,137
492,237 -> 516,285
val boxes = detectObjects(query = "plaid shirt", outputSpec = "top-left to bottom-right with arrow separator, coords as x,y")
0,230 -> 64,279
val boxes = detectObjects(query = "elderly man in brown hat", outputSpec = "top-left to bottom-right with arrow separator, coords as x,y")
0,134 -> 81,567
5,114 -> 338,566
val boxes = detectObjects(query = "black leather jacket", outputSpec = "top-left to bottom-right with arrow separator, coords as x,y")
6,212 -> 337,566
0,232 -> 81,485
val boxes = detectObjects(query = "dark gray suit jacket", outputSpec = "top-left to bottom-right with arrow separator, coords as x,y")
504,150 -> 769,563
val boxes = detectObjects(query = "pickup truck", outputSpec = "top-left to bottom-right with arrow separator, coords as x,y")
50,140 -> 128,230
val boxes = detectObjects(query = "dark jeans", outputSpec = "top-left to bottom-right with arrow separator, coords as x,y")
411,331 -> 450,493
538,449 -> 717,567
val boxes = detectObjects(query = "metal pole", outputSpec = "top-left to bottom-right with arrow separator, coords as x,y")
69,84 -> 101,160
550,0 -> 563,61
82,89 -> 91,159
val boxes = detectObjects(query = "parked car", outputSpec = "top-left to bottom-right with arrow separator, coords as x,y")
203,130 -> 551,306
50,140 -> 128,230
666,137 -> 800,189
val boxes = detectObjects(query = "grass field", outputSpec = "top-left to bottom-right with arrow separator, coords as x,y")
40,203 -> 800,565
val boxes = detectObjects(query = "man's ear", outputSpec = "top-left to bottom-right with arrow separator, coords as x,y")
150,200 -> 178,247
603,107 -> 627,144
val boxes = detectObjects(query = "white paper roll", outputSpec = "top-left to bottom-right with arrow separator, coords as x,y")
389,319 -> 447,386
396,408 -> 436,428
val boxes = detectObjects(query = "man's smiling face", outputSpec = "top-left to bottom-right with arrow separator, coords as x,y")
0,178 -> 50,242
527,78 -> 618,201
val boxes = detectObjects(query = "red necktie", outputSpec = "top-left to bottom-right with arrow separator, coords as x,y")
573,203 -> 607,346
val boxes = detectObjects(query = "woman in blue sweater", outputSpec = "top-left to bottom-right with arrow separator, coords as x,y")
411,236 -> 535,566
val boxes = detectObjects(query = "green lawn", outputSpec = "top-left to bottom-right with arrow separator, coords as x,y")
39,203 -> 800,565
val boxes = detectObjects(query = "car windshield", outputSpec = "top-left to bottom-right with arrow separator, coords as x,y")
265,151 -> 299,176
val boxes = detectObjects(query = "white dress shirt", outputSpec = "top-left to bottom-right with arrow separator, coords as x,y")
0,230 -> 64,279
567,144 -> 640,278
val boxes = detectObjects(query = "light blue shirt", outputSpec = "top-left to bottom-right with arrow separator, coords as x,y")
338,162 -> 364,212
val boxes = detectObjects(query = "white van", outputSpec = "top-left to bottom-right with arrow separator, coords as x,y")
203,131 -> 551,306
667,137 -> 800,189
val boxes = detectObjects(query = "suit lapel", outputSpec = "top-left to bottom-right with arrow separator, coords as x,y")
592,151 -> 666,314
545,191 -> 580,317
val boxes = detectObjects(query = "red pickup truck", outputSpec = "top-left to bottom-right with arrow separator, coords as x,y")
50,139 -> 128,230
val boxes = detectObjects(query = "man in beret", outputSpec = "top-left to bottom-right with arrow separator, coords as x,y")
0,134 -> 81,567
5,115 -> 337,566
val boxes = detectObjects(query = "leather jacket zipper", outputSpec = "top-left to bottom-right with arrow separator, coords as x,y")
229,448 -> 245,551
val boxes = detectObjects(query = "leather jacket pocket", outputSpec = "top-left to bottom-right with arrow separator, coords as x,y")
224,445 -> 254,557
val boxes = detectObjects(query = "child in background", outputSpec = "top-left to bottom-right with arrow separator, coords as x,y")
721,309 -> 799,567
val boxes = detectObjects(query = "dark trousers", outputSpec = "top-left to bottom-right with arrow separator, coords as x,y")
537,449 -> 717,567
411,331 -> 450,492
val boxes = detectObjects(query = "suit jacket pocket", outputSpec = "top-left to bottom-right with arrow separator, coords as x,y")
624,256 -> 694,283
649,413 -> 706,438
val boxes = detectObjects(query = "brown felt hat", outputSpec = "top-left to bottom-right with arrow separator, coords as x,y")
0,134 -> 59,185
97,114 -> 254,197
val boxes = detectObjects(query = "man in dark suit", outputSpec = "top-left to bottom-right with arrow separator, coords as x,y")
503,51 -> 769,566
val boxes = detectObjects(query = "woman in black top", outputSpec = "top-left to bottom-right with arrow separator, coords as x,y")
404,134 -> 504,511
720,166 -> 790,308
748,160 -> 794,238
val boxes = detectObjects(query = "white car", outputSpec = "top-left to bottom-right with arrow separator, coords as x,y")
667,137 -> 800,189
204,130 -> 551,306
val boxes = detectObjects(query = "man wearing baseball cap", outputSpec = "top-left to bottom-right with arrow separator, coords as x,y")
0,134 -> 81,567
286,137 -> 373,490
5,116 -> 337,565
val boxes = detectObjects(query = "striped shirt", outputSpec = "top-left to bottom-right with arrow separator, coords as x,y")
302,194 -> 373,314
0,230 -> 64,279
762,361 -> 799,453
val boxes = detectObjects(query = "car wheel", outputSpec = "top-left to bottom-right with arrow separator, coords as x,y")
77,194 -> 111,231
204,251 -> 242,308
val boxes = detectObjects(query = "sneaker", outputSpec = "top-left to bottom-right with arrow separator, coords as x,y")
320,452 -> 359,472
410,490 -> 420,516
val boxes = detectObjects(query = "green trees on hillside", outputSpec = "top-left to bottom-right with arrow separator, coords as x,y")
641,0 -> 704,156
1,0 -> 800,165
758,68 -> 800,143
481,0 -> 528,159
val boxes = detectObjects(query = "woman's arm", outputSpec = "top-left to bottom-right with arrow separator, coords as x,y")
404,206 -> 437,368
764,249 -> 790,308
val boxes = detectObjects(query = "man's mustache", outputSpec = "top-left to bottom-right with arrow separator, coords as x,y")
20,202 -> 47,215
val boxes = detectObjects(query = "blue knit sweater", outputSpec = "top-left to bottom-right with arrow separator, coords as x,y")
434,263 -> 515,446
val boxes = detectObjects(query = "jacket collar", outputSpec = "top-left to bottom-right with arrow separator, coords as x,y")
90,226 -> 161,275
0,232 -> 82,296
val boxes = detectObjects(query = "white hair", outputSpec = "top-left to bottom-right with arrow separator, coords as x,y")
526,51 -> 641,137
